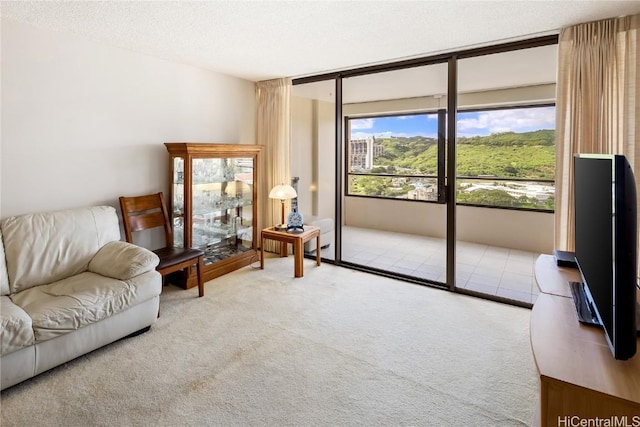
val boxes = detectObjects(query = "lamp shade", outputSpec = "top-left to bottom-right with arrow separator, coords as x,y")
269,184 -> 297,200
225,180 -> 250,196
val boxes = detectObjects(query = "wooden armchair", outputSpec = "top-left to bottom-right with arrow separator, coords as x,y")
119,192 -> 205,297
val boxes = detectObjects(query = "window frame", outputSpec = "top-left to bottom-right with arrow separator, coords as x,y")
344,102 -> 556,213
345,109 -> 446,203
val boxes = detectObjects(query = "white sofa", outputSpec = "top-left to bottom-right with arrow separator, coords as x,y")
0,206 -> 162,390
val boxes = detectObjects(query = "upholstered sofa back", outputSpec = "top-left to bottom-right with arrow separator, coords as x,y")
1,206 -> 121,294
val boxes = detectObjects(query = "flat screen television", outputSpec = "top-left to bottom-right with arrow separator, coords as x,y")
573,153 -> 638,360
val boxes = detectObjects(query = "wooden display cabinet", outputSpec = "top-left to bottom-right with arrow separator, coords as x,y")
164,143 -> 261,288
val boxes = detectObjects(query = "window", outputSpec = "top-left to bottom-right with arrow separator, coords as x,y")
456,105 -> 555,211
347,112 -> 444,202
346,105 -> 555,211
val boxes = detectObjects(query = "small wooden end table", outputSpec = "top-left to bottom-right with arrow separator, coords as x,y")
260,226 -> 321,277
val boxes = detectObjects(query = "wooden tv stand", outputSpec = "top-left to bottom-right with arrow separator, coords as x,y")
531,255 -> 640,426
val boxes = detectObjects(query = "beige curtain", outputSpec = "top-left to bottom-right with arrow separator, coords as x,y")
555,14 -> 639,251
255,77 -> 292,252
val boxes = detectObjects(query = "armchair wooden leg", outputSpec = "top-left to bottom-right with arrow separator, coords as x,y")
197,256 -> 204,297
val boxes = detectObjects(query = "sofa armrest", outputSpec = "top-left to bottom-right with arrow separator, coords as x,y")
88,241 -> 159,280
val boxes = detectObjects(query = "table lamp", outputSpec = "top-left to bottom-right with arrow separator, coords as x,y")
269,183 -> 297,230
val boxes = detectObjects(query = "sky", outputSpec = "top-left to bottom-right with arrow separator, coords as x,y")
350,106 -> 555,139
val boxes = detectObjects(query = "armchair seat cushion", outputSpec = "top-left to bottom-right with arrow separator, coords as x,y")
154,247 -> 204,271
304,216 -> 334,252
1,296 -> 35,355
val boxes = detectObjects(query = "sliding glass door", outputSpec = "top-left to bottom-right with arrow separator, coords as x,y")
340,63 -> 449,285
291,80 -> 336,261
290,36 -> 558,307
455,45 -> 558,304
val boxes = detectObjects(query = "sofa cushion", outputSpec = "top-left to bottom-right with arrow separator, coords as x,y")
1,296 -> 35,356
89,241 -> 159,280
10,270 -> 159,343
1,206 -> 121,294
304,216 -> 334,252
0,235 -> 9,296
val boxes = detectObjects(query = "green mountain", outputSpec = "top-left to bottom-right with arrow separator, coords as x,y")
369,129 -> 555,179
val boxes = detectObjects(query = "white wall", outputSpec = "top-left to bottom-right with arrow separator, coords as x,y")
457,205 -> 553,253
291,96 -> 335,221
344,197 -> 447,238
344,197 -> 553,254
291,96 -> 313,215
1,19 -> 255,219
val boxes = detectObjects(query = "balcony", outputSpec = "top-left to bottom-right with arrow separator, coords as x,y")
292,51 -> 558,308
310,198 -> 553,307
339,226 -> 541,305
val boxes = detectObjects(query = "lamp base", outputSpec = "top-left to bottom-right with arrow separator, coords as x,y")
274,224 -> 288,231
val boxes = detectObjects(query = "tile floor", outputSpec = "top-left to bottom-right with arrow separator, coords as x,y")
313,226 -> 541,305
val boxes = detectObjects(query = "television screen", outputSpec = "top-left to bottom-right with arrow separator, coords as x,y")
574,153 -> 637,360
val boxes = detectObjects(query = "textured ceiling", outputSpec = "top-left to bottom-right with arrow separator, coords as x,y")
2,1 -> 640,82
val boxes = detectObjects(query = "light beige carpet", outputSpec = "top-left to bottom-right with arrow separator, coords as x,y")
0,256 -> 538,426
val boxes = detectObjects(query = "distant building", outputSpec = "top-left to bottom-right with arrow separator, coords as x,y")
350,137 -> 384,170
407,183 -> 437,201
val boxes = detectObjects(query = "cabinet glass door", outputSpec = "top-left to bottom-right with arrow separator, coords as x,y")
172,156 -> 185,248
191,157 -> 254,265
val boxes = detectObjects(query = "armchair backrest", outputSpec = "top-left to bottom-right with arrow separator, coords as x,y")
119,192 -> 173,249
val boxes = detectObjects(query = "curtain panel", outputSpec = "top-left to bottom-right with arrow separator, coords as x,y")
555,14 -> 639,251
255,78 -> 292,252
